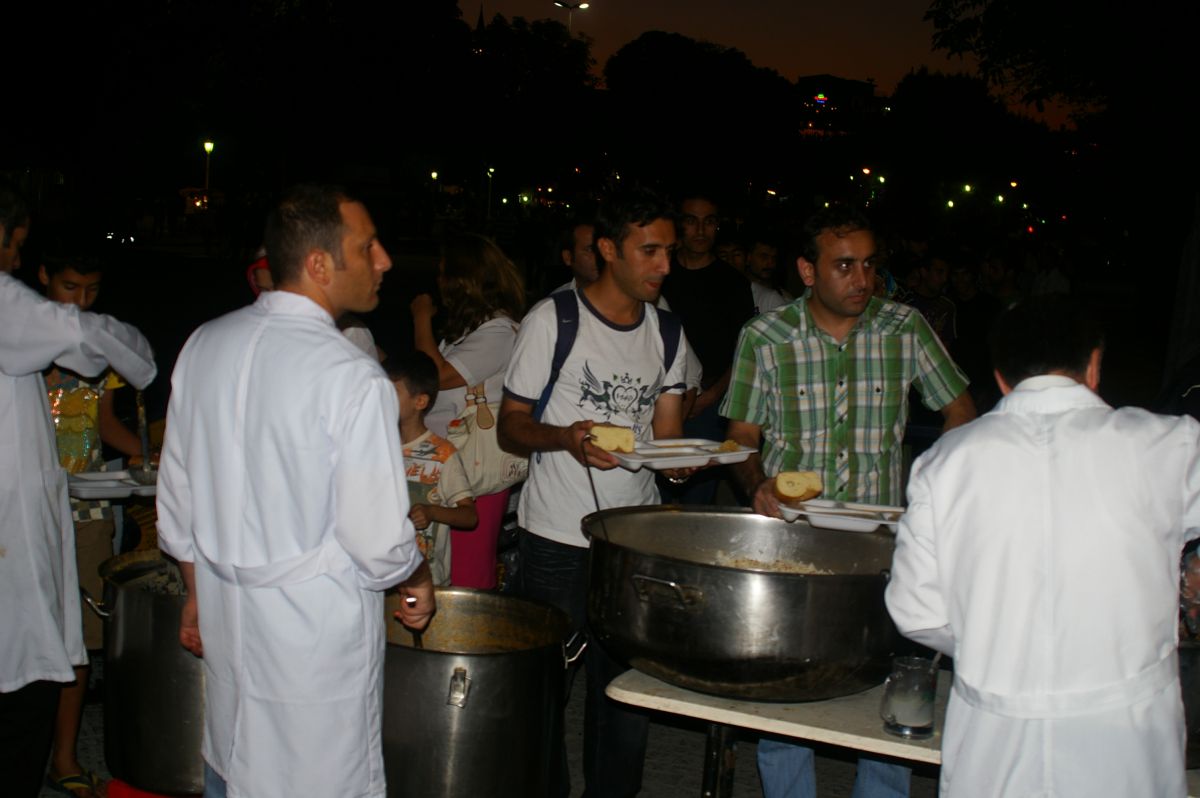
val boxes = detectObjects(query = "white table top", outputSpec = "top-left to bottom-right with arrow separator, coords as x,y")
607,668 -> 948,765
609,668 -> 1200,794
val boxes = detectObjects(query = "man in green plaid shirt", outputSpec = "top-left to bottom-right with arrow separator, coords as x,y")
721,204 -> 975,798
723,205 -> 976,513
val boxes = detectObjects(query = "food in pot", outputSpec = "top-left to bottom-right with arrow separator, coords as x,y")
774,470 -> 822,502
720,555 -> 834,575
590,423 -> 635,453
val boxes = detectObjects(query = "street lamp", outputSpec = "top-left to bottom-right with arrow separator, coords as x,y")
553,1 -> 588,34
203,140 -> 214,191
486,167 -> 495,222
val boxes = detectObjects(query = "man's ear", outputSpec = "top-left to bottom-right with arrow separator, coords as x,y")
596,237 -> 618,265
797,257 -> 816,287
561,248 -> 574,268
304,248 -> 334,286
38,264 -> 50,287
993,369 -> 1014,396
1084,347 -> 1103,392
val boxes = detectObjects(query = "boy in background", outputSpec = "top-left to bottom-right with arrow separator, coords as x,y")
388,351 -> 477,585
40,242 -> 153,797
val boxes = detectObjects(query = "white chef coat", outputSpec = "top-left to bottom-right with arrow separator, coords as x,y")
0,272 -> 155,692
156,291 -> 422,798
886,375 -> 1200,797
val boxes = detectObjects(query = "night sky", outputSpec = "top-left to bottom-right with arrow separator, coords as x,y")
476,0 -> 963,94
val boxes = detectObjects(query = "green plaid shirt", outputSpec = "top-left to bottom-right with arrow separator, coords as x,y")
720,295 -> 968,505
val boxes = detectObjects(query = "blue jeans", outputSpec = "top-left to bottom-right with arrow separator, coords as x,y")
757,739 -> 910,798
203,761 -> 227,798
519,530 -> 649,798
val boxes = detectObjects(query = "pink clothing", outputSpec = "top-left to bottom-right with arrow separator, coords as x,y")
449,489 -> 509,589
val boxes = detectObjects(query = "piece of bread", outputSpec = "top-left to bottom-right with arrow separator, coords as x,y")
590,423 -> 635,453
774,471 -> 822,503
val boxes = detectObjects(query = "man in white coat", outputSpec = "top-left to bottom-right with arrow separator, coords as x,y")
156,184 -> 435,798
0,181 -> 157,796
886,295 -> 1200,797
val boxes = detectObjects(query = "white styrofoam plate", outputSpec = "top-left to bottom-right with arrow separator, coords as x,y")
778,499 -> 904,532
611,439 -> 755,472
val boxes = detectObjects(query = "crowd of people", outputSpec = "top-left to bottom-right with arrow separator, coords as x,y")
2,173 -> 1198,798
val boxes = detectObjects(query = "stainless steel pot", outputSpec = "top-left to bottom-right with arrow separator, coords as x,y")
585,506 -> 900,701
383,588 -> 573,798
97,550 -> 205,794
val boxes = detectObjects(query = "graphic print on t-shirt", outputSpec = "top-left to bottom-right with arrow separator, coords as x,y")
578,360 -> 662,424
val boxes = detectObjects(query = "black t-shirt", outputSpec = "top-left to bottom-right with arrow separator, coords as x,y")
661,257 -> 755,389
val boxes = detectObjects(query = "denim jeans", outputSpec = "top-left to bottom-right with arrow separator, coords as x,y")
757,739 -> 911,798
203,761 -> 227,798
518,529 -> 649,798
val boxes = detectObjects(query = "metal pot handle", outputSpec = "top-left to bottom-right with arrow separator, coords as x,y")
447,667 -> 470,708
80,587 -> 112,620
562,631 -> 587,667
631,573 -> 702,608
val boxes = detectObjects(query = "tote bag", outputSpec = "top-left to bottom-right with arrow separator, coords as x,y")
446,383 -> 528,496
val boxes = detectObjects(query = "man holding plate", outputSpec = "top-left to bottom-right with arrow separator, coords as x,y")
721,203 -> 975,798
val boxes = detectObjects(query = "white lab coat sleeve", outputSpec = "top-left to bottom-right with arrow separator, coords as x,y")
1182,416 -> 1200,543
0,273 -> 156,387
886,455 -> 956,656
333,372 -> 422,590
155,361 -> 194,564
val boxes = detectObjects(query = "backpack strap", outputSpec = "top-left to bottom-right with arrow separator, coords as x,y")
652,304 -> 682,376
533,289 -> 579,421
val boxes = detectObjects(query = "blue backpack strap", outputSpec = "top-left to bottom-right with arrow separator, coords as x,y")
533,289 -> 579,421
653,304 -> 682,376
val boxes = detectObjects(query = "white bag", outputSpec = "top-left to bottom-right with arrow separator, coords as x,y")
446,383 -> 528,496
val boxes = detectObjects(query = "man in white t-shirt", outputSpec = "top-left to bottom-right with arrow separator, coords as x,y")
499,186 -> 692,798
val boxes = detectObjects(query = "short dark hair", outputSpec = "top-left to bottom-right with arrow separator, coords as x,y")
42,233 -> 104,277
385,350 -> 440,411
594,186 -> 675,256
262,184 -> 353,287
799,204 -> 873,265
558,217 -> 593,256
989,295 -> 1104,386
0,179 -> 31,248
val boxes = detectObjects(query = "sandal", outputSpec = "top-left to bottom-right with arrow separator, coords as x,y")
45,770 -> 108,798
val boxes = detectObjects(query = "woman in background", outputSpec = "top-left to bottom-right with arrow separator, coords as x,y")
411,232 -> 525,589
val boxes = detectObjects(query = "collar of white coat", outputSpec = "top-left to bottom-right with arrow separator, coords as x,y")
256,289 -> 336,327
997,374 -> 1109,415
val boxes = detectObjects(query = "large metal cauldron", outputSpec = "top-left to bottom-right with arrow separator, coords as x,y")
586,506 -> 899,701
383,588 -> 571,798
98,550 -> 205,794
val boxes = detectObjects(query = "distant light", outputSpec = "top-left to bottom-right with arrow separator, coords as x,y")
849,175 -> 855,181
520,194 -> 530,204
502,197 -> 509,204
823,202 -> 830,208
487,167 -> 495,176
1010,181 -> 1018,188
766,189 -> 777,196
996,195 -> 1005,203
878,176 -> 886,184
1060,214 -> 1067,221
1022,203 -> 1029,209
815,93 -> 827,105
547,187 -> 554,193
574,167 -> 581,173
1027,225 -> 1035,234
963,184 -> 972,193
947,200 -> 955,208
203,141 -> 214,154
431,171 -> 438,180
106,232 -> 113,240
861,167 -> 871,176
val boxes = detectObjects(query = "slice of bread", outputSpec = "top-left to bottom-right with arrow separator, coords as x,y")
774,471 -> 822,503
590,423 -> 635,453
